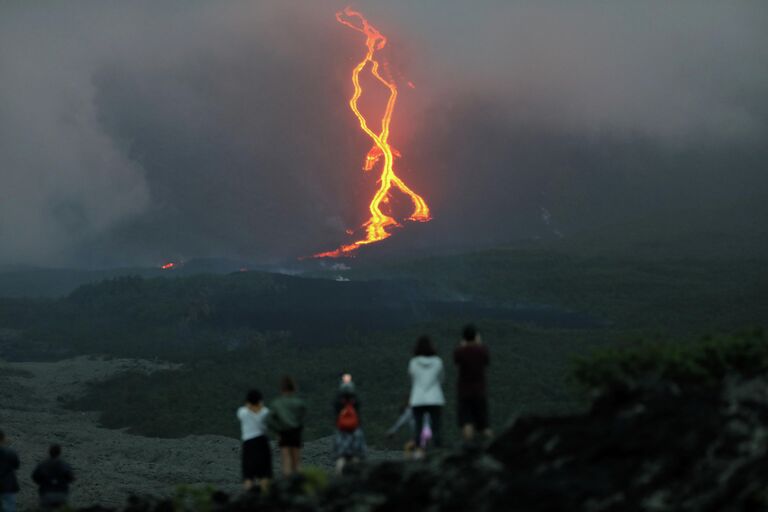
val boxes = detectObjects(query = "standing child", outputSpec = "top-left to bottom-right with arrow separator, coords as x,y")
237,389 -> 272,493
267,376 -> 307,476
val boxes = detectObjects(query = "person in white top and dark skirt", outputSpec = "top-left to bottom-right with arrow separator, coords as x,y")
237,389 -> 272,493
408,335 -> 445,456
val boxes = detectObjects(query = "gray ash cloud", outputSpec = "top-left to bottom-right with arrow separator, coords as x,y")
1,1 -> 766,266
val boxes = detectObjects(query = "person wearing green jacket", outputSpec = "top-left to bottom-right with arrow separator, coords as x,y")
267,376 -> 307,476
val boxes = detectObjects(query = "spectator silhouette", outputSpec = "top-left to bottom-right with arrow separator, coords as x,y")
408,335 -> 445,457
454,324 -> 492,441
237,389 -> 272,493
31,445 -> 74,510
332,373 -> 367,473
0,430 -> 20,512
267,376 -> 307,476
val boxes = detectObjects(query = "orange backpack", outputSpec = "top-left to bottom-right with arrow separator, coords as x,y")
337,400 -> 359,432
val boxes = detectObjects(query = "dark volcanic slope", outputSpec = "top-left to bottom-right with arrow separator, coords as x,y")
0,258 -> 256,298
0,270 -> 596,360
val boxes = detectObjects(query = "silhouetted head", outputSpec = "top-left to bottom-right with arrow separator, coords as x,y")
246,389 -> 263,406
281,375 -> 297,394
462,324 -> 478,342
414,335 -> 437,357
49,444 -> 62,459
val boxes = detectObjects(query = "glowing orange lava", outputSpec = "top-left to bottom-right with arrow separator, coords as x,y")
160,262 -> 176,270
314,7 -> 431,258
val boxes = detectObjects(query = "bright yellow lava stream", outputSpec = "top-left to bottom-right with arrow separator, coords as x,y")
314,7 -> 430,258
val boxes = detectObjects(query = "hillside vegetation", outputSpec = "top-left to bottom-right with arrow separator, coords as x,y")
1,225 -> 765,448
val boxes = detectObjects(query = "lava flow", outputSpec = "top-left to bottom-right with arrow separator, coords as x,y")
314,7 -> 431,258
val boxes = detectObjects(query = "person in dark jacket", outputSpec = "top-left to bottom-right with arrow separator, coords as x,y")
31,445 -> 74,510
453,324 -> 492,441
0,430 -> 20,512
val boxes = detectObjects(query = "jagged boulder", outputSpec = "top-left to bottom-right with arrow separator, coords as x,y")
488,376 -> 768,511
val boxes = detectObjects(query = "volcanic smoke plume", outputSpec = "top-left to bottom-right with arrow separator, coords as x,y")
0,1 -> 766,267
314,7 -> 431,259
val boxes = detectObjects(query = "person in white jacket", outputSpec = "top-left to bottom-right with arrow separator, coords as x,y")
408,335 -> 445,452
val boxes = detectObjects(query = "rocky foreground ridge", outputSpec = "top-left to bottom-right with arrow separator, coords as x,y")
78,369 -> 768,512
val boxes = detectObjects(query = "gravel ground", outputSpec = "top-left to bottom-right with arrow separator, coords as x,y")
0,356 -> 397,510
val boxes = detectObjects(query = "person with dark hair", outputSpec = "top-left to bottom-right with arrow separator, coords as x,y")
454,324 -> 492,441
237,389 -> 272,493
267,376 -> 307,476
408,335 -> 445,457
0,430 -> 20,512
332,373 -> 367,474
31,445 -> 74,510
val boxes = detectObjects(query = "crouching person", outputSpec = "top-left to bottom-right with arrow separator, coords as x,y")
31,445 -> 74,510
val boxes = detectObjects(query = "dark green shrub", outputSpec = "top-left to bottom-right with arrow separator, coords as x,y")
572,328 -> 767,393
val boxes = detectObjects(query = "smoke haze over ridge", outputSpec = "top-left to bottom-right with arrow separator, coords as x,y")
1,1 -> 766,266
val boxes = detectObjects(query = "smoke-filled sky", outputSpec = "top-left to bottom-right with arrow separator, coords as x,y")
1,1 -> 766,266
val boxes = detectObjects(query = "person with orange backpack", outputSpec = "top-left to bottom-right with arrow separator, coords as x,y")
332,373 -> 367,474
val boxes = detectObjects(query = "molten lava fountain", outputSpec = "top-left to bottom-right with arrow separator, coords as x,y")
314,7 -> 431,258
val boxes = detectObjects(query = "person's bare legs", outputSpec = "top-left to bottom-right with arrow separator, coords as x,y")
482,428 -> 493,440
335,457 -> 346,474
281,448 -> 293,476
258,478 -> 271,494
243,479 -> 253,491
404,440 -> 416,459
290,447 -> 301,474
462,424 -> 475,441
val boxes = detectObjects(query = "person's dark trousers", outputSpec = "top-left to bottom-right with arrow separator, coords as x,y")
412,405 -> 442,448
0,492 -> 16,512
39,493 -> 68,510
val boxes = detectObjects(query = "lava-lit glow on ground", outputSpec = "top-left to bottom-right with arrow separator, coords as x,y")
314,7 -> 431,258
